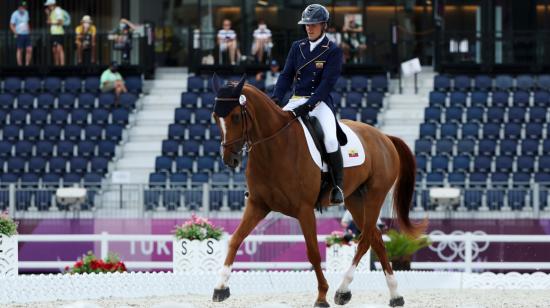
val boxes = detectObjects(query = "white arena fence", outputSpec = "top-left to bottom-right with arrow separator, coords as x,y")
15,232 -> 550,272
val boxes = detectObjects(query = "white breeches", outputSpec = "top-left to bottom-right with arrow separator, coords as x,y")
283,97 -> 339,153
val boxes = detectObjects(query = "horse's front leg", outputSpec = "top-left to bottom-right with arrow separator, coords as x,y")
212,200 -> 269,302
298,209 -> 329,307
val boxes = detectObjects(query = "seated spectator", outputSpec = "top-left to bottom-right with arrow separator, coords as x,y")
256,60 -> 281,94
341,15 -> 367,63
217,19 -> 239,65
100,61 -> 127,102
110,18 -> 137,64
10,1 -> 32,66
326,25 -> 342,46
251,20 -> 272,64
75,15 -> 96,64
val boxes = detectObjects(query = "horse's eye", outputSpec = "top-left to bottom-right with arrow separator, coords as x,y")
231,113 -> 241,123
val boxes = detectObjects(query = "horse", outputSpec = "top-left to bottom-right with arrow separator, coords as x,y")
210,75 -> 426,307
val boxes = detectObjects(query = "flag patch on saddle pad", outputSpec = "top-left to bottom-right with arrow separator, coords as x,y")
348,149 -> 359,158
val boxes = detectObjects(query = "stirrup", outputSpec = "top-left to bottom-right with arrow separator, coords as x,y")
329,186 -> 345,206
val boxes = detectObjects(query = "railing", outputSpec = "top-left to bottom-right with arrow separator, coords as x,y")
14,232 -> 550,273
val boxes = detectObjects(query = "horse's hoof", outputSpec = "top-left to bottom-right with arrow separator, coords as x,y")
334,291 -> 352,305
389,296 -> 405,307
212,287 -> 230,302
314,299 -> 330,307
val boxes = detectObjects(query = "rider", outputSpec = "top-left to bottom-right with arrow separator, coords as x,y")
271,4 -> 345,206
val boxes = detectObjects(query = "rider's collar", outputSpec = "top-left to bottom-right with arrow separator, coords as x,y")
309,34 -> 326,51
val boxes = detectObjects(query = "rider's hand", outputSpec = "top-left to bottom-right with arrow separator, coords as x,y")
291,104 -> 311,118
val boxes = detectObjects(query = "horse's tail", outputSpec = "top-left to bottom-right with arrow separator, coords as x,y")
388,135 -> 427,238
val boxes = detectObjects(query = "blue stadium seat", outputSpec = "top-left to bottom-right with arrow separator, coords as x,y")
70,109 -> 88,126
456,139 -> 475,156
23,124 -> 40,141
366,91 -> 384,108
62,173 -> 82,187
474,75 -> 492,91
533,91 -> 549,107
517,156 -> 535,173
334,77 -> 348,92
99,93 -> 116,109
181,92 -> 199,108
0,93 -> 14,110
535,172 -> 550,183
203,140 -> 220,156
429,91 -> 446,108
70,157 -> 88,174
17,93 -> 34,110
516,75 -> 534,91
521,139 -> 539,156
529,107 -> 546,123
168,124 -> 186,140
105,124 -> 123,142
191,172 -> 210,184
197,157 -> 216,172
440,123 -> 458,140
453,75 -> 471,91
495,156 -> 513,173
539,75 -> 550,90
3,125 -> 20,142
56,93 -> 75,109
416,155 -> 427,172
48,157 -> 67,174
486,189 -> 505,210
478,139 -> 496,156
346,92 -> 363,108
90,157 -> 109,174
482,123 -> 500,140
208,125 -> 221,140
84,77 -> 100,93
182,140 -> 200,156
0,141 -> 12,158
170,173 -> 188,187
466,107 -> 483,123
175,157 -> 194,173
430,155 -> 448,172
188,124 -> 207,140
78,93 -> 96,109
426,172 -> 444,185
57,141 -> 75,158
371,75 -> 388,92
64,77 -> 82,94
0,110 -> 6,126
525,123 -> 543,139
98,140 -> 116,158
9,108 -> 27,126
44,77 -> 62,94
42,173 -> 61,186
15,140 -> 32,158
64,124 -> 82,142
1,173 -> 19,184
491,91 -> 509,108
419,123 -> 437,140
424,107 -> 441,123
464,189 -> 483,210
486,107 -> 504,123
201,92 -> 216,109
77,141 -> 96,158
508,107 -> 526,123
85,124 -> 103,141
469,172 -> 488,186
125,76 -> 142,94
512,91 -> 529,107
543,140 -> 550,156
175,107 -> 192,124
163,189 -> 182,210
155,156 -> 173,173
502,123 -> 521,140
29,109 -> 48,126
445,107 -> 463,123
538,156 -> 550,173
360,107 -> 378,125
452,155 -> 471,172
508,189 -> 527,210
50,109 -> 69,125
187,76 -> 205,93
339,107 -> 357,120
499,139 -> 518,156
4,77 -> 22,94
474,156 -> 492,173
91,109 -> 109,125
513,172 -> 531,183
162,140 -> 179,157
24,77 -> 41,94
36,141 -> 54,158
29,157 -> 47,174
414,139 -> 432,155
112,108 -> 129,125
350,76 -> 368,92
195,108 -> 212,124
449,91 -> 467,107
470,91 -> 488,107
331,92 -> 344,108
434,75 -> 451,91
120,93 -> 137,109
494,75 -> 513,91
435,139 -> 453,156
448,172 -> 466,187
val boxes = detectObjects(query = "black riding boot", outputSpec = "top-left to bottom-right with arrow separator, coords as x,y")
327,149 -> 344,206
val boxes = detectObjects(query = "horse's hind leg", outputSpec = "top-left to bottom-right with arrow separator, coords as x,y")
212,200 -> 269,302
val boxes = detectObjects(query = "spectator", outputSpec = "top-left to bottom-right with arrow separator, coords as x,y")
217,19 -> 239,65
251,20 -> 272,64
75,15 -> 96,65
10,1 -> 32,66
44,0 -> 65,66
341,210 -> 361,236
341,15 -> 367,64
256,59 -> 281,93
111,18 -> 137,64
100,61 -> 127,102
326,25 -> 342,46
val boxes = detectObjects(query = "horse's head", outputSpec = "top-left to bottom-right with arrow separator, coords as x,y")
211,74 -> 249,169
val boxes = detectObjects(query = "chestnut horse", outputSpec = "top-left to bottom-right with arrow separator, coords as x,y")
211,75 -> 425,307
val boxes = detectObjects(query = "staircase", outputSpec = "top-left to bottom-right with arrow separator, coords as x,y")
379,68 -> 436,149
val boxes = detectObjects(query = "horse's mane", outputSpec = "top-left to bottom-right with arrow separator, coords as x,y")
242,84 -> 287,116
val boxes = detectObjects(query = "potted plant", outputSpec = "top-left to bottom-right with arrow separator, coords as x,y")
325,230 -> 369,272
172,214 -> 227,273
384,229 -> 431,271
0,211 -> 18,277
65,251 -> 127,274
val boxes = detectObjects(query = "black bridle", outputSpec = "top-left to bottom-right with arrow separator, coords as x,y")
214,96 -> 298,155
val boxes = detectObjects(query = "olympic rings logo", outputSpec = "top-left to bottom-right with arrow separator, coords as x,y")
428,230 -> 490,261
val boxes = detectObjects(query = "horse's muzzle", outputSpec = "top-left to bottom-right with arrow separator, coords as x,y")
222,152 -> 241,169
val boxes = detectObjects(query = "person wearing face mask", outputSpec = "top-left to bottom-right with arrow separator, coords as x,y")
271,4 -> 346,207
10,1 -> 32,66
111,18 -> 137,64
75,15 -> 96,65
251,20 -> 272,64
100,61 -> 127,103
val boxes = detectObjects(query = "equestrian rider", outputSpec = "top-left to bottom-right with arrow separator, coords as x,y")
272,4 -> 345,206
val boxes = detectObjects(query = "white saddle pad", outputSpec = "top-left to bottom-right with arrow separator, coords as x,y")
298,118 -> 366,172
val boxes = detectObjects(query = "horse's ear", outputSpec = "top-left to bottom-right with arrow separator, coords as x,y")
212,73 -> 221,93
234,74 -> 247,94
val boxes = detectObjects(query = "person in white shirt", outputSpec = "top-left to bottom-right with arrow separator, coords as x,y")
10,1 -> 32,66
251,20 -> 272,64
217,19 -> 238,65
